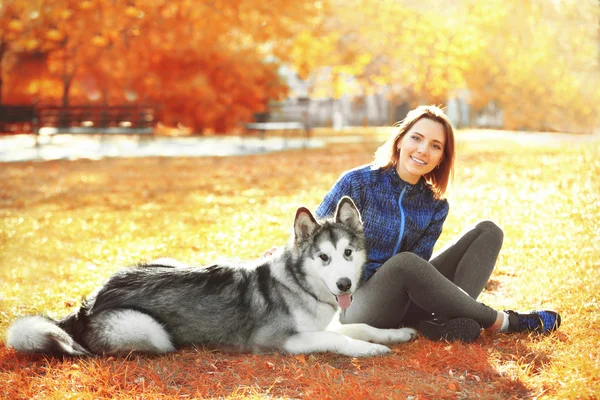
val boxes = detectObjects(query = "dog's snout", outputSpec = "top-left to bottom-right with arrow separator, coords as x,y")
336,277 -> 352,292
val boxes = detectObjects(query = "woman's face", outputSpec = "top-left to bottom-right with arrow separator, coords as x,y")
396,118 -> 446,184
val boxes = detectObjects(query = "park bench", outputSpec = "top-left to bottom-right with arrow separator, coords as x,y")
0,105 -> 38,134
36,105 -> 156,135
0,104 -> 157,145
244,99 -> 310,145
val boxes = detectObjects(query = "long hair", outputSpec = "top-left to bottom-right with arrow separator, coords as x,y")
373,105 -> 455,199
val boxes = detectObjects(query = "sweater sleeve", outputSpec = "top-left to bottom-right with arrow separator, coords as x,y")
410,199 -> 449,261
315,171 -> 356,219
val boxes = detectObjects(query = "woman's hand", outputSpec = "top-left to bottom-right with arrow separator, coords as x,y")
261,247 -> 278,258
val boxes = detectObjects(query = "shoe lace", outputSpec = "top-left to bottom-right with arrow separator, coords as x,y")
537,311 -> 559,332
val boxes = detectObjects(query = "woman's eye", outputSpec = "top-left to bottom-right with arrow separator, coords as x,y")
411,135 -> 419,141
344,249 -> 353,257
319,254 -> 329,262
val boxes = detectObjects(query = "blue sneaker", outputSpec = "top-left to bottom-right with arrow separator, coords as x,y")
505,309 -> 561,334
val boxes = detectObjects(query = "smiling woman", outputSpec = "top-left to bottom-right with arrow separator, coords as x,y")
373,105 -> 455,199
395,118 -> 446,185
316,105 -> 561,343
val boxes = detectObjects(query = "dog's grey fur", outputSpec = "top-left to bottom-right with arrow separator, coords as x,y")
6,197 -> 416,357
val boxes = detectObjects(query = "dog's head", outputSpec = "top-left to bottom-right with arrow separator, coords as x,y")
293,196 -> 366,310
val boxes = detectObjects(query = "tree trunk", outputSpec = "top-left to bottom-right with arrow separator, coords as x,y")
62,77 -> 72,108
0,41 -> 5,105
60,74 -> 74,127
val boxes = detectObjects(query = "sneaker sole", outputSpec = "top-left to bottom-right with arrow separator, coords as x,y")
418,317 -> 481,343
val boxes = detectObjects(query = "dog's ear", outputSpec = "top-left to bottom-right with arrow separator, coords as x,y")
335,196 -> 363,232
294,207 -> 320,242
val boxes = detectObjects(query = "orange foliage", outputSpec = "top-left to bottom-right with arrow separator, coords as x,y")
1,0 -> 598,132
0,0 -> 313,132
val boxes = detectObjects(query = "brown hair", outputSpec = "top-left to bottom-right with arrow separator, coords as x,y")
373,105 -> 455,198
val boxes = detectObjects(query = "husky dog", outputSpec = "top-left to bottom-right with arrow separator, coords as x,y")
6,197 -> 416,357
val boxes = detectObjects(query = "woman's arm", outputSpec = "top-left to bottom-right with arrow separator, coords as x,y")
315,171 -> 357,219
410,199 -> 449,261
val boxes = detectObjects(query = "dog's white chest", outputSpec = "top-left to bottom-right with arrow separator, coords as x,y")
292,302 -> 337,332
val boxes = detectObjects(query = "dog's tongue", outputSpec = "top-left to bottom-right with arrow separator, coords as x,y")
337,294 -> 352,309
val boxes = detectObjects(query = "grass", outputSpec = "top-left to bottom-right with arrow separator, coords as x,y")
0,129 -> 599,399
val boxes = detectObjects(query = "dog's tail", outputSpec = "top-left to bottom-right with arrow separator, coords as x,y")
6,315 -> 90,356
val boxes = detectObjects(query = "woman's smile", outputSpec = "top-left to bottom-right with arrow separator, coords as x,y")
410,155 -> 427,166
396,118 -> 446,184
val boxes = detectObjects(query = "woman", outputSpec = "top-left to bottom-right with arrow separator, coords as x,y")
314,105 -> 560,342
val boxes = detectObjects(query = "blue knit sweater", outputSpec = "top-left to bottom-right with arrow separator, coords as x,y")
315,164 -> 449,280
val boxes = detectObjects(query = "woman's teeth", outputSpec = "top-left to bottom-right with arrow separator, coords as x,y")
411,156 -> 426,165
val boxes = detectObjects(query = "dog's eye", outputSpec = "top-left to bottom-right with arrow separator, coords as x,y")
319,254 -> 329,262
344,249 -> 353,257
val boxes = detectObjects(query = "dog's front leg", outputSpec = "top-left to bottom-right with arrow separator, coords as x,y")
282,331 -> 391,357
330,323 -> 417,345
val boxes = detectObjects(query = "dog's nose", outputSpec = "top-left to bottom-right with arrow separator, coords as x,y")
336,277 -> 352,292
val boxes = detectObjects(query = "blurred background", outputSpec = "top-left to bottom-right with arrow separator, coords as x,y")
0,0 -> 598,135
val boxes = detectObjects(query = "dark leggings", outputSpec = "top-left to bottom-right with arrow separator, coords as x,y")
340,220 -> 503,329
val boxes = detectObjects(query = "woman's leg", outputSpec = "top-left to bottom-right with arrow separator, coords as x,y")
390,220 -> 504,325
340,252 -> 498,329
430,220 -> 504,299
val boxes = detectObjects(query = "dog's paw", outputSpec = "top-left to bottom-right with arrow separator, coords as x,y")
368,327 -> 418,344
387,327 -> 418,343
346,341 -> 391,357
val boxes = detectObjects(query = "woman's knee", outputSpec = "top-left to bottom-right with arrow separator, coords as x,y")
383,252 -> 427,277
475,220 -> 504,244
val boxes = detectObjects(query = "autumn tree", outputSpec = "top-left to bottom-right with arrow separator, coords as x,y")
284,0 -> 599,132
2,0 -> 598,132
0,0 -> 46,104
120,1 -> 305,131
457,0 -> 600,131
1,0 -> 320,132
